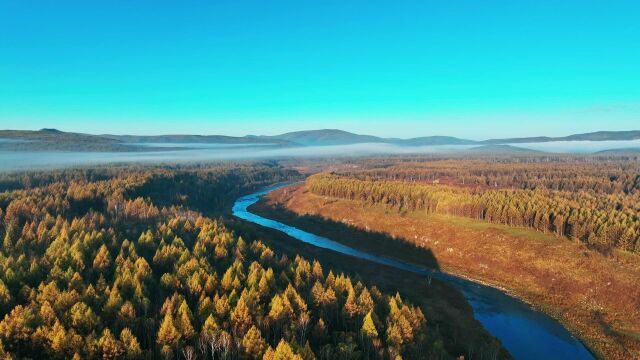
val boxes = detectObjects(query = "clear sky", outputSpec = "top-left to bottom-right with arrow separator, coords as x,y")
1,1 -> 638,139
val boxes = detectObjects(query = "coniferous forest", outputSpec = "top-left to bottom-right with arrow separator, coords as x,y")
308,158 -> 640,253
5,0 -> 640,358
260,156 -> 640,359
0,164 -> 445,359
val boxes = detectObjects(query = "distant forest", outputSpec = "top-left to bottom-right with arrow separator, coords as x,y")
308,157 -> 640,253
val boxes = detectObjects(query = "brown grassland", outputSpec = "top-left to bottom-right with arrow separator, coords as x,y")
258,182 -> 640,360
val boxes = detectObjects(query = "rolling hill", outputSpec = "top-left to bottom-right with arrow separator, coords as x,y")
264,129 -> 382,146
0,129 -> 143,152
484,130 -> 640,144
0,128 -> 638,152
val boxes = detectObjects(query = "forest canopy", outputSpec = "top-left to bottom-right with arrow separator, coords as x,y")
308,159 -> 640,253
0,163 -> 449,359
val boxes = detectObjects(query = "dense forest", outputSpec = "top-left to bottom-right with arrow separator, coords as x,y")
307,159 -> 640,253
0,164 -> 449,359
335,159 -> 640,194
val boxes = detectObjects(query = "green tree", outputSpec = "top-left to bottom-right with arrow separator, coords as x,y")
0,280 -> 11,309
70,302 -> 99,334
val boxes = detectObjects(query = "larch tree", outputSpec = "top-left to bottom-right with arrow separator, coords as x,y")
231,296 -> 253,335
98,328 -> 124,360
270,339 -> 303,360
176,300 -> 196,341
242,325 -> 267,358
362,311 -> 379,338
92,244 -> 112,272
119,328 -> 142,359
157,312 -> 180,352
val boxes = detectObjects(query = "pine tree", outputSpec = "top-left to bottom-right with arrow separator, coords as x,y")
362,311 -> 378,338
3,224 -> 15,251
70,302 -> 99,334
269,294 -> 285,322
0,339 -> 9,360
176,300 -> 196,341
49,320 -> 69,357
343,290 -> 359,319
270,339 -> 303,360
93,244 -> 112,272
300,341 -> 316,360
39,301 -> 57,325
201,314 -> 219,338
231,296 -> 253,334
157,312 -> 180,350
357,288 -> 374,314
311,282 -> 324,307
0,305 -> 34,351
0,280 -> 11,308
98,328 -> 124,360
312,260 -> 323,280
221,267 -> 234,291
119,328 -> 142,359
242,325 -> 267,358
386,324 -> 403,348
263,346 -> 275,360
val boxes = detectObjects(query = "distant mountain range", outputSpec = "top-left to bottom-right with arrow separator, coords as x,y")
0,128 -> 638,152
483,130 -> 640,144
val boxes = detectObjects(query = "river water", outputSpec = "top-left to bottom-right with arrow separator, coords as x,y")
232,182 -> 596,360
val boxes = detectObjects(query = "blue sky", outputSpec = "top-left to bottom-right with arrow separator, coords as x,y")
0,1 -> 638,139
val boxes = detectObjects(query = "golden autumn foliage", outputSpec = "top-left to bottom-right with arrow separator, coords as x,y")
0,164 -> 444,359
308,167 -> 640,253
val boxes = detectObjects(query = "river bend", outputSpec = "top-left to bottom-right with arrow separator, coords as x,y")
232,183 -> 595,360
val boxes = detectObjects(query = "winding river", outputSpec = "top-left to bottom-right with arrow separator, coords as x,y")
233,182 -> 595,360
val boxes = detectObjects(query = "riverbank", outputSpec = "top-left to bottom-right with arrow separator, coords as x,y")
230,193 -> 511,359
258,183 -> 640,360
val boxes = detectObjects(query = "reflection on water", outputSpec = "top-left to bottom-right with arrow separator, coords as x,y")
233,183 -> 595,360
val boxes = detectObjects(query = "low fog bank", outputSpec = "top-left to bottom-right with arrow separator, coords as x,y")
0,143 -> 470,172
0,140 -> 638,172
508,140 -> 640,153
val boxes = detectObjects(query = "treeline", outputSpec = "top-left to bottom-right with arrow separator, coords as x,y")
0,165 -> 448,359
307,173 -> 640,253
0,162 -> 298,193
336,160 -> 640,195
0,163 -> 299,218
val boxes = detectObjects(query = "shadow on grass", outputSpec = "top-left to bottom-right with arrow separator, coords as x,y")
249,202 -> 441,271
235,199 -> 511,359
228,211 -> 510,360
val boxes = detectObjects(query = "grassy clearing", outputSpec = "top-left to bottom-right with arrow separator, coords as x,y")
413,212 -> 564,242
